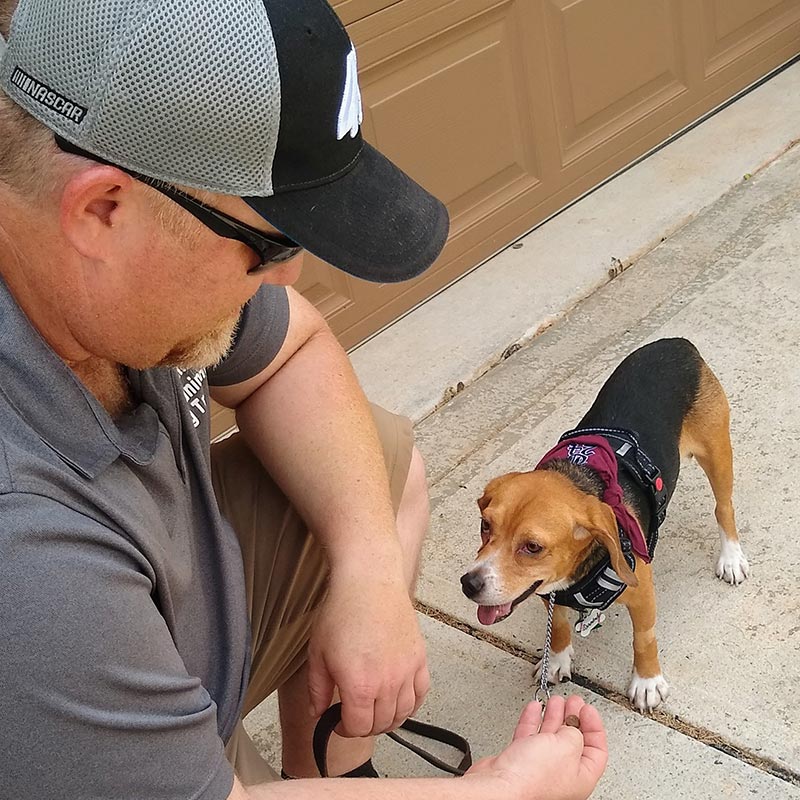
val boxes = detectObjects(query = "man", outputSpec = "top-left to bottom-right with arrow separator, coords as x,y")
0,1 -> 607,798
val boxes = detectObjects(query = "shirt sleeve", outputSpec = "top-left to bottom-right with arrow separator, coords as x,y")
208,284 -> 290,387
0,492 -> 235,800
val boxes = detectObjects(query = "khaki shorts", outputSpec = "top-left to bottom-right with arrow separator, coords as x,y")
210,405 -> 414,784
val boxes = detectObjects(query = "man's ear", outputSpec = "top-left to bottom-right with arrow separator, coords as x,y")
576,495 -> 638,587
59,165 -> 133,260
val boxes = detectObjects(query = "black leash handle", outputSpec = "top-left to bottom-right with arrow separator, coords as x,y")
313,703 -> 472,778
387,719 -> 472,776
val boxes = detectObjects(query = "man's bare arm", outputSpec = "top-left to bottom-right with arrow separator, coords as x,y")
225,698 -> 608,800
211,287 -> 427,738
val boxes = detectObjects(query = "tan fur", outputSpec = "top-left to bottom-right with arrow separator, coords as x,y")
476,470 -> 640,603
477,471 -> 605,599
680,361 -> 740,547
546,601 -> 573,655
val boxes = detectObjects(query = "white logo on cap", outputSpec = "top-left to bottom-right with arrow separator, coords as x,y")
337,45 -> 363,140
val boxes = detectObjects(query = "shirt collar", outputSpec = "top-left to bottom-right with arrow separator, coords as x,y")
0,277 -> 160,478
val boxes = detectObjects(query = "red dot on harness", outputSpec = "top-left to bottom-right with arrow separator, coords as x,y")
655,477 -> 664,491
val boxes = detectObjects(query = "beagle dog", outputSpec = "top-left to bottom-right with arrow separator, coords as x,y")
460,338 -> 749,711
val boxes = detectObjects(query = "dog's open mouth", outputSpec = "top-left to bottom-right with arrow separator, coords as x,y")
477,580 -> 542,625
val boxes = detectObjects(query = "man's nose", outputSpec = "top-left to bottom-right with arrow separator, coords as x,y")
460,571 -> 485,599
261,251 -> 304,286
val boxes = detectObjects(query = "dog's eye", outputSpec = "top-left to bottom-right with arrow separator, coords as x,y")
480,518 -> 490,543
520,541 -> 543,556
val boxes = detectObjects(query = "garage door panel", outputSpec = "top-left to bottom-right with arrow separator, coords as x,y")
702,0 -> 800,75
360,2 -> 542,233
545,0 -> 689,163
293,259 -> 355,320
332,0 -> 401,25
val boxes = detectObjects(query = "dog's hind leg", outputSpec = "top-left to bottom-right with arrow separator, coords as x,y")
680,360 -> 750,585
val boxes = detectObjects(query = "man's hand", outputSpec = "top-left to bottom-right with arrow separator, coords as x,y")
465,695 -> 608,800
306,572 -> 430,738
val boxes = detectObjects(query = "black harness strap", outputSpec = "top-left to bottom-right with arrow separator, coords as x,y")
562,426 -> 668,547
313,703 -> 472,778
549,426 -> 668,612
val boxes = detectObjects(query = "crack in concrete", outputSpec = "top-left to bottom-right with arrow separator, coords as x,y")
415,601 -> 800,788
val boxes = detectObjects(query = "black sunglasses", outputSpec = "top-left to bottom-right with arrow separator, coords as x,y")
55,136 -> 303,275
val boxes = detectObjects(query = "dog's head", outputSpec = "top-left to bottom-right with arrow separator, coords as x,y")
460,469 -> 638,625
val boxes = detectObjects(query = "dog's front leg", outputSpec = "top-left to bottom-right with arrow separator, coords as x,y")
618,562 -> 669,711
533,601 -> 574,684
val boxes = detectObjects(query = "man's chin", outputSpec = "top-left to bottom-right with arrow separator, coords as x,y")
157,315 -> 239,370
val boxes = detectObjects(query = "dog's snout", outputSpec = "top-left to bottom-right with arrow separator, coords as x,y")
460,571 -> 485,599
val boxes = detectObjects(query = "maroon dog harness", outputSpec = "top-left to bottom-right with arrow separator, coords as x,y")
537,434 -> 651,562
535,427 -> 667,610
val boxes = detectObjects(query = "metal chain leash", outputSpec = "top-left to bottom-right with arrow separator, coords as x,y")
535,591 -> 556,705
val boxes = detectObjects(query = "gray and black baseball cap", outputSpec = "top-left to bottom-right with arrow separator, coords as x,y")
0,0 -> 449,282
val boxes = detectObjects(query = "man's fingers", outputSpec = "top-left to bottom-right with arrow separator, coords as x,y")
563,694 -> 585,724
320,653 -> 429,736
573,703 -> 608,782
336,679 -> 382,737
512,701 -> 543,741
340,682 -> 416,737
539,694 -> 566,733
554,723 -> 586,754
390,682 -> 418,732
370,686 -> 402,736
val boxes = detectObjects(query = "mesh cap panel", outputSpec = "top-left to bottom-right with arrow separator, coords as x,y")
2,0 -> 281,195
4,0 -> 134,123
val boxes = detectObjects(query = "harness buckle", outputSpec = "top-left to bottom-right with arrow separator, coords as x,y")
619,527 -> 633,553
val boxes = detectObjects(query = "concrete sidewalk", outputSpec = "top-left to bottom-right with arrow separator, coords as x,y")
245,66 -> 800,797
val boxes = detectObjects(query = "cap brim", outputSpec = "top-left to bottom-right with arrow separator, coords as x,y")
244,143 -> 448,283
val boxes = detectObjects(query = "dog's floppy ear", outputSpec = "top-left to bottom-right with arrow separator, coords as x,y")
576,495 -> 638,588
478,472 -> 522,511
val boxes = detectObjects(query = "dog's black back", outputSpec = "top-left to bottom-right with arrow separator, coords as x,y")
576,338 -> 703,526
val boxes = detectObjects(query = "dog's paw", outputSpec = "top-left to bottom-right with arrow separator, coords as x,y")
716,538 -> 750,585
534,645 -> 574,684
627,670 -> 669,712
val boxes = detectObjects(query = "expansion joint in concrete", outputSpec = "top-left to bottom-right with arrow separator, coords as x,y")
414,601 -> 800,788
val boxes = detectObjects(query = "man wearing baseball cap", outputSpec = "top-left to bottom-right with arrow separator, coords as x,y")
0,1 -> 607,798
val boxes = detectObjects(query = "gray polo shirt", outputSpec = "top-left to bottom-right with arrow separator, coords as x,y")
0,278 -> 290,799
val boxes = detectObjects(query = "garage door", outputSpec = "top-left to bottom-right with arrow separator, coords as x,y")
313,0 -> 800,348
211,0 -> 800,438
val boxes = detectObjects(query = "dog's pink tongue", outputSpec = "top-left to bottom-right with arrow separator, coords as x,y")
477,603 -> 512,625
